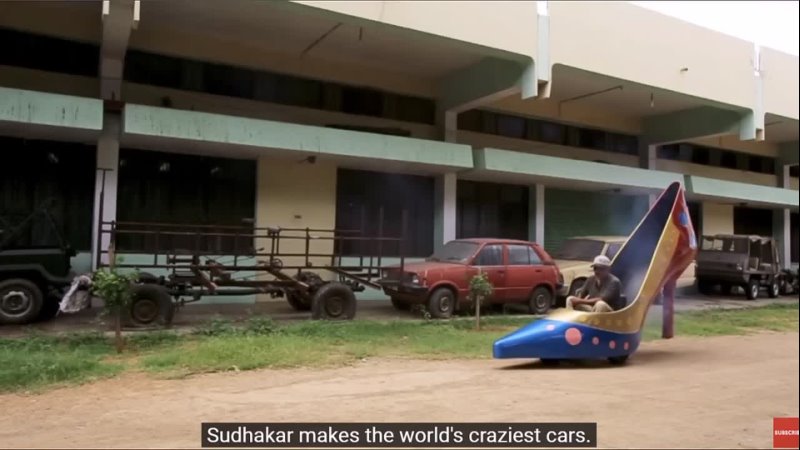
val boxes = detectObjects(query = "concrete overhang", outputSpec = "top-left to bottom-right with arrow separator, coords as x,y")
684,175 -> 799,211
121,104 -> 474,174
468,147 -> 682,194
643,105 -> 761,145
0,87 -> 104,142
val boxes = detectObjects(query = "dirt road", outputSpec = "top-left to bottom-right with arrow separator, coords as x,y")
1,332 -> 797,449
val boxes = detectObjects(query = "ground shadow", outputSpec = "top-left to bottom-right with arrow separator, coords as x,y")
497,346 -> 702,370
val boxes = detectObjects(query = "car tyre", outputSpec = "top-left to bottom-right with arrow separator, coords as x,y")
540,359 -> 560,367
745,279 -> 760,301
768,278 -> 780,299
528,286 -> 552,315
126,284 -> 174,327
427,287 -> 455,319
0,279 -> 44,325
311,282 -> 356,320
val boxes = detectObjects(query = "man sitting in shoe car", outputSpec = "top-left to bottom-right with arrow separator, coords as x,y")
565,255 -> 624,312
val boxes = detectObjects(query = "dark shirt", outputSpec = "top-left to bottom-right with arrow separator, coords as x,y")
578,274 -> 624,310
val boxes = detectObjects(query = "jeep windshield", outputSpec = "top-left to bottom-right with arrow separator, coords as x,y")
553,238 -> 605,261
701,237 -> 748,253
427,241 -> 480,264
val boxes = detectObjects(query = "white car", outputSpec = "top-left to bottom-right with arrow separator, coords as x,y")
552,236 -> 627,298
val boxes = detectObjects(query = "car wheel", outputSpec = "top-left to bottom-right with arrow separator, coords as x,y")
540,359 -> 560,367
0,279 -> 44,325
768,278 -> 780,298
528,287 -> 552,315
427,287 -> 455,319
745,279 -> 759,301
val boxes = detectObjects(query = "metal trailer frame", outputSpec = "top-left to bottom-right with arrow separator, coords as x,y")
93,206 -> 410,325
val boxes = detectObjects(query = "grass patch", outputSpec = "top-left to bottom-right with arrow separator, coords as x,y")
1,302 -> 797,393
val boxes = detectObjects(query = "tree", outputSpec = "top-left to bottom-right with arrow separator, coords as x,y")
468,272 -> 494,330
91,258 -> 138,353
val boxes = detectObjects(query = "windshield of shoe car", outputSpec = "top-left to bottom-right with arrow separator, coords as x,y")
427,240 -> 480,263
553,238 -> 605,261
701,236 -> 748,254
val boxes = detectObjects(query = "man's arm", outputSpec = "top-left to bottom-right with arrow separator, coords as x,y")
581,278 -> 621,306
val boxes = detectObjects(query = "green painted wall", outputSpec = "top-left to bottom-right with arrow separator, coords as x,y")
544,189 -> 649,252
123,104 -> 474,169
0,87 -> 103,130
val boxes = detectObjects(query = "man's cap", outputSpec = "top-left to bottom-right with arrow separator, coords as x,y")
591,255 -> 612,268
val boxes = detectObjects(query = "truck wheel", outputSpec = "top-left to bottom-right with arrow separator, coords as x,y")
745,279 -> 760,300
126,284 -> 174,327
427,287 -> 455,319
311,282 -> 356,320
0,279 -> 44,325
528,286 -> 552,315
286,272 -> 322,311
768,278 -> 781,298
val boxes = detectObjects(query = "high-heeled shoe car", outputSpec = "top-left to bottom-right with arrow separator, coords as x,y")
493,182 -> 697,365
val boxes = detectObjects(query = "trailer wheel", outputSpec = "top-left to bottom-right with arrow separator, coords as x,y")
0,279 -> 44,325
311,282 -> 356,320
126,284 -> 174,327
286,272 -> 323,311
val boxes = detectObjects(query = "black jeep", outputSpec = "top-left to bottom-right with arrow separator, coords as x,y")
0,208 -> 75,325
695,234 -> 791,300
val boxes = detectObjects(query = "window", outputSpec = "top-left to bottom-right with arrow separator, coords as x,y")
496,114 -> 526,139
578,128 -> 606,150
335,169 -> 434,257
606,243 -> 622,260
202,63 -> 255,99
457,181 -> 528,241
474,244 -> 503,266
720,150 -> 738,169
116,149 -> 256,253
121,48 -> 436,124
608,134 -> 638,155
393,95 -> 436,124
340,86 -> 383,116
275,76 -> 324,109
0,27 -> 100,77
658,145 -> 680,160
456,110 -> 483,132
0,137 -> 95,250
690,145 -> 710,165
508,244 -> 542,265
539,122 -> 565,145
748,155 -> 774,174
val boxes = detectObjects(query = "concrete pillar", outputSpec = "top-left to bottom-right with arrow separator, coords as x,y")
773,163 -> 791,268
528,184 -> 545,246
638,141 -> 658,206
434,173 -> 457,250
91,112 -> 121,269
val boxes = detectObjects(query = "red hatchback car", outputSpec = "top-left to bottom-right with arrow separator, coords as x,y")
378,238 -> 563,318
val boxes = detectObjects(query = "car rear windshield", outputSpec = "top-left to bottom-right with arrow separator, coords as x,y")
701,237 -> 748,253
553,239 -> 604,261
427,241 -> 480,264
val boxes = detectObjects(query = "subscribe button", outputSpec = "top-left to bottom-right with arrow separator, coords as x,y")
774,417 -> 799,449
